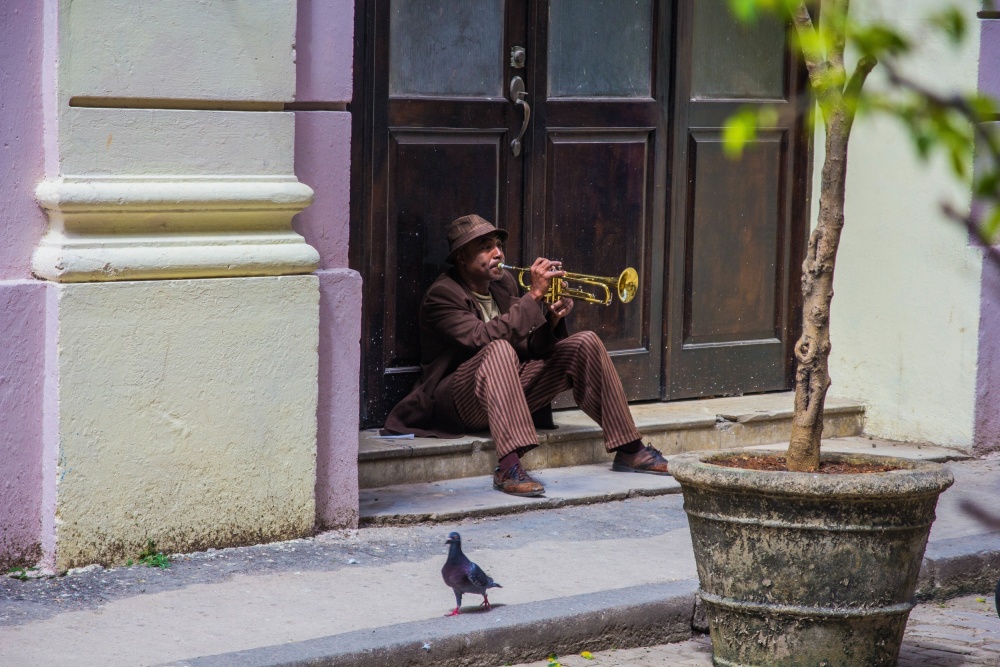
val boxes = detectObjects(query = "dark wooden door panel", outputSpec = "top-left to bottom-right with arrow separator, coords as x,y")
387,132 -> 504,370
543,131 -> 649,352
684,131 -> 784,345
666,0 -> 808,400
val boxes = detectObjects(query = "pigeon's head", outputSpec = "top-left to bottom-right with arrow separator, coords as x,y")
445,532 -> 461,545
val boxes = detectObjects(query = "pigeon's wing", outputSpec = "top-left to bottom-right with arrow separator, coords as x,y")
466,561 -> 496,592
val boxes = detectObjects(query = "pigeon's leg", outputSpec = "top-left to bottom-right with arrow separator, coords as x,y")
480,594 -> 491,611
445,591 -> 463,616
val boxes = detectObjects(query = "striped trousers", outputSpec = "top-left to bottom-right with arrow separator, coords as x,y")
451,331 -> 642,458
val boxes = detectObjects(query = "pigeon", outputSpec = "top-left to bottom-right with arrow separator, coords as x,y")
440,531 -> 501,616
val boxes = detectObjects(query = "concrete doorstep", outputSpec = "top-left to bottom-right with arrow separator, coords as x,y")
358,392 -> 867,489
1,442 -> 996,667
360,435 -> 971,526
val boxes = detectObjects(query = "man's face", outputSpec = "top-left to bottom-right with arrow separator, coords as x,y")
456,233 -> 505,285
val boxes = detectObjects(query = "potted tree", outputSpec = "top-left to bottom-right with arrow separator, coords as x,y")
670,1 -> 999,664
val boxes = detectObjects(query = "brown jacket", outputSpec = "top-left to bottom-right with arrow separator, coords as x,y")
382,268 -> 567,437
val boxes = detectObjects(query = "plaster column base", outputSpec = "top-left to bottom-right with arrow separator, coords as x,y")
47,276 -> 319,570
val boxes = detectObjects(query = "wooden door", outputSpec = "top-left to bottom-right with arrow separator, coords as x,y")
523,0 -> 667,402
353,0 -> 667,427
352,0 -> 528,427
351,0 -> 808,428
665,0 -> 809,399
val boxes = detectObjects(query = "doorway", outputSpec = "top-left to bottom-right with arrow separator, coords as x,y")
350,0 -> 809,429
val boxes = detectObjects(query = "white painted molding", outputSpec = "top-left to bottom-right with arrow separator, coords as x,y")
33,178 -> 320,282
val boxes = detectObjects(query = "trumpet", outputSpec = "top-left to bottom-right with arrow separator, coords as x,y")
499,263 -> 639,306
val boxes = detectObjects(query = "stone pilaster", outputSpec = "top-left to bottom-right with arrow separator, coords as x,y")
35,0 -> 321,568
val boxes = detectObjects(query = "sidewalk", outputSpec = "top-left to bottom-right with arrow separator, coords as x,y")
0,440 -> 998,667
507,594 -> 1000,667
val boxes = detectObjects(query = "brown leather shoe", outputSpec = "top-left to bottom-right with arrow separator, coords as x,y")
612,445 -> 671,476
493,463 -> 545,497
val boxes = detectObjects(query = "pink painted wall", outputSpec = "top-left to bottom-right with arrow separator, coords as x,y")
979,20 -> 1000,101
975,251 -> 1000,455
314,270 -> 362,527
0,4 -> 49,567
0,283 -> 48,568
974,18 -> 1000,455
1,2 -> 48,278
295,0 -> 361,527
296,0 -> 355,104
294,113 -> 352,269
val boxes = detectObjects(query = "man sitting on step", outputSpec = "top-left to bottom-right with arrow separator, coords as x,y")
382,214 -> 670,497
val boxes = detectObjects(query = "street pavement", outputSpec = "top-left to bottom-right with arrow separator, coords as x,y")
508,594 -> 1000,667
0,448 -> 998,666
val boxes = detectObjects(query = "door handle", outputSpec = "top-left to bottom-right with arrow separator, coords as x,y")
509,76 -> 530,157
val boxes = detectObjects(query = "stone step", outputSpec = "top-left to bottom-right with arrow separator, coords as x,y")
359,391 -> 866,490
359,435 -> 971,526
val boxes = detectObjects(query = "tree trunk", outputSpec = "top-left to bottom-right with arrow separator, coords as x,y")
786,106 -> 852,472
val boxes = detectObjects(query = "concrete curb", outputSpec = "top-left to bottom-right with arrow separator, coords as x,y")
162,580 -> 699,667
163,537 -> 1000,667
918,531 -> 1000,600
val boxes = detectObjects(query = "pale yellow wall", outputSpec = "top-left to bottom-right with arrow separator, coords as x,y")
822,1 -> 982,447
54,277 -> 319,569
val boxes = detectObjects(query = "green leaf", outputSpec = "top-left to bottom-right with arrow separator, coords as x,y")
727,0 -> 758,22
968,94 -> 999,122
986,207 -> 1000,242
723,109 -> 758,159
928,7 -> 966,45
852,24 -> 910,58
974,171 -> 1000,199
793,25 -> 827,60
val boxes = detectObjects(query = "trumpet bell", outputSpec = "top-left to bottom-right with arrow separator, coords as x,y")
618,268 -> 639,303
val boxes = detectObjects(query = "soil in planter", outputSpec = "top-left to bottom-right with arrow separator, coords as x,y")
712,453 -> 900,474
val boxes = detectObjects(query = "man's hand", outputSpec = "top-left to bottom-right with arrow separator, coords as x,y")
528,257 -> 565,301
548,296 -> 574,325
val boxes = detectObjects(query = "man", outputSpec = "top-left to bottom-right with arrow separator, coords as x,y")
382,214 -> 669,497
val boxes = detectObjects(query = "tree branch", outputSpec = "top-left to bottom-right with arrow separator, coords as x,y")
942,202 -> 1000,270
844,55 -> 877,106
792,1 -> 846,120
791,3 -> 828,84
824,0 -> 850,75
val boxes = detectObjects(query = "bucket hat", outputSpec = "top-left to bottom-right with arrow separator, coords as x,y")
446,214 -> 508,263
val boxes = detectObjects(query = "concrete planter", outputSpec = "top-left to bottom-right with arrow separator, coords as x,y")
670,450 -> 954,667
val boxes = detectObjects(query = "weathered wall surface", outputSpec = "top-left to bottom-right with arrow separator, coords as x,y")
0,3 -> 49,569
294,0 -> 361,528
824,1 -> 982,448
53,278 -> 318,569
